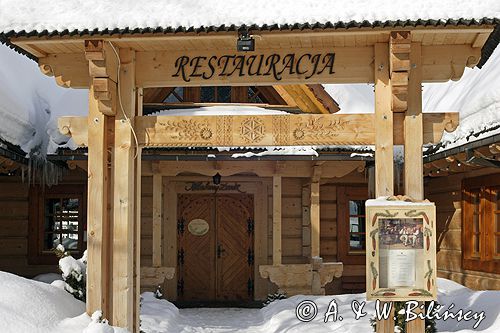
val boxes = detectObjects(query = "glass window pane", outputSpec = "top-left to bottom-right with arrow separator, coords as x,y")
46,198 -> 61,215
201,87 -> 215,102
217,86 -> 231,103
164,87 -> 184,103
248,87 -> 264,103
64,198 -> 79,210
45,215 -> 56,232
350,234 -> 366,251
44,233 -> 61,250
349,200 -> 365,216
43,194 -> 82,252
62,234 -> 78,250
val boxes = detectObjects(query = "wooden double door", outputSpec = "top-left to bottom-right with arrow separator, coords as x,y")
177,193 -> 254,302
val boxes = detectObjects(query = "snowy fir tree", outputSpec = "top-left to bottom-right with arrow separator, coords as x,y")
54,244 -> 87,302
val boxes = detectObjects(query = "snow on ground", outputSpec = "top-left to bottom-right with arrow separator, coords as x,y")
2,270 -> 499,333
0,271 -> 85,332
0,0 -> 498,34
140,279 -> 500,333
32,272 -> 63,284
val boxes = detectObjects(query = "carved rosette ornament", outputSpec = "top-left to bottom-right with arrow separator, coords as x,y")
239,117 -> 265,144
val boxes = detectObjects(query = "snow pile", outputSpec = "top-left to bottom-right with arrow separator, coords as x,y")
423,44 -> 500,151
0,0 -> 498,34
136,278 -> 500,332
32,272 -> 63,284
0,271 -> 85,332
0,270 -> 126,333
1,271 -> 499,332
0,44 -> 87,157
151,105 -> 287,117
232,146 -> 319,158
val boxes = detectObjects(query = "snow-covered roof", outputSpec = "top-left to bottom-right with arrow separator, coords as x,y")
423,41 -> 500,154
0,0 -> 498,37
325,44 -> 500,155
0,44 -> 87,157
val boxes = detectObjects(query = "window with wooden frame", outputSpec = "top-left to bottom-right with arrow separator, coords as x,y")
161,86 -> 271,104
28,184 -> 87,264
462,174 -> 500,273
337,186 -> 369,265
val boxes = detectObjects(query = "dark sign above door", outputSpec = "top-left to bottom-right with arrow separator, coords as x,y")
184,182 -> 245,193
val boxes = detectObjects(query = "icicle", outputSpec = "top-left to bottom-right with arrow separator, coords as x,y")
21,153 -> 64,187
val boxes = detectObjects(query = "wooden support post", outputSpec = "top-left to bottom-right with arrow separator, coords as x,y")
375,42 -> 395,198
272,175 -> 282,265
133,87 -> 143,332
86,84 -> 112,318
112,47 -> 139,331
404,43 -> 423,200
405,43 -> 426,333
152,173 -> 163,267
85,40 -> 115,320
301,184 -> 311,257
374,42 -> 395,333
310,166 -> 321,258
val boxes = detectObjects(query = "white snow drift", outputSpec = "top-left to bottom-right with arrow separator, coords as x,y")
0,270 -> 499,332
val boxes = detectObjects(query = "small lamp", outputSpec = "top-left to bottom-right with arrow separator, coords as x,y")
213,172 -> 222,185
237,32 -> 255,52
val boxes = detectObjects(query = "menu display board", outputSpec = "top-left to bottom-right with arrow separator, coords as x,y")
366,199 -> 437,301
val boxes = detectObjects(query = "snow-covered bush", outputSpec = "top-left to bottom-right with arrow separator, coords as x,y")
154,285 -> 163,299
263,290 -> 287,306
370,301 -> 438,333
54,244 -> 87,302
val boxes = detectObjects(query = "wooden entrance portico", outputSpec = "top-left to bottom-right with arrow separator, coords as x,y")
7,24 -> 495,332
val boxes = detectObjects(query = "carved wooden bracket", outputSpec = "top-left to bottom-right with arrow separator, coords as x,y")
85,40 -> 118,116
38,53 -> 89,88
259,261 -> 343,295
140,266 -> 175,286
390,31 -> 412,113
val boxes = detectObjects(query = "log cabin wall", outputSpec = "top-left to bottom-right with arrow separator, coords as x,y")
0,163 -> 370,296
425,168 -> 500,290
0,169 -> 87,277
265,170 -> 369,295
0,176 -> 50,277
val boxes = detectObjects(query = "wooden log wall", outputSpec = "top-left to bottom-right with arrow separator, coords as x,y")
0,171 -> 87,277
0,177 -> 52,277
0,166 -> 371,295
425,169 -> 500,290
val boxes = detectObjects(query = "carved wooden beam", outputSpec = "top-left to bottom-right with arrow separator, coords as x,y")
84,40 -> 118,116
59,112 -> 458,148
